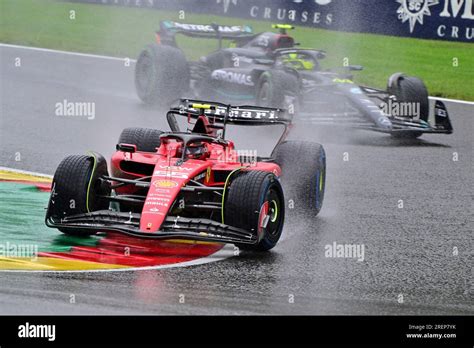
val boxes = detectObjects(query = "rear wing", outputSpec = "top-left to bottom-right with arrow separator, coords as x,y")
158,21 -> 254,46
169,99 -> 292,127
166,99 -> 291,146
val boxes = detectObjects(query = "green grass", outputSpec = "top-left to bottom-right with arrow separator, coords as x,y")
1,0 -> 473,100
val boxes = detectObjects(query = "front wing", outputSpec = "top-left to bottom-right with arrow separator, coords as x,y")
46,210 -> 258,245
298,99 -> 453,136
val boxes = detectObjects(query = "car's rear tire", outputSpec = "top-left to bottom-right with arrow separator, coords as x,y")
224,171 -> 285,252
257,70 -> 299,115
48,154 -> 110,236
135,44 -> 190,106
272,141 -> 326,216
118,127 -> 163,152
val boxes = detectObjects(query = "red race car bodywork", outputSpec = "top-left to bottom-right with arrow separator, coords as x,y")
46,100 -> 295,250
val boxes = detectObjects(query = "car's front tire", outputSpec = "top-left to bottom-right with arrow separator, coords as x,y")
387,73 -> 429,139
224,170 -> 285,252
48,154 -> 110,236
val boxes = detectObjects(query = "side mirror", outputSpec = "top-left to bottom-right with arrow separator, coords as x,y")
347,65 -> 364,71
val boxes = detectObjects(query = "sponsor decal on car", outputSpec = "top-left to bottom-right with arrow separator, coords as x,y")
148,192 -> 173,198
157,165 -> 193,171
145,201 -> 169,207
147,196 -> 171,203
143,207 -> 163,215
211,70 -> 255,86
206,107 -> 278,120
154,170 -> 189,179
152,188 -> 174,194
165,21 -> 252,34
153,180 -> 178,188
183,104 -> 283,121
194,172 -> 206,181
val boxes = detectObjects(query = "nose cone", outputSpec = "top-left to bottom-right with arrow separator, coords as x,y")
140,179 -> 181,233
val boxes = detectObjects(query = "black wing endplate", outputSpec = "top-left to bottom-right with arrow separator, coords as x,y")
434,100 -> 453,133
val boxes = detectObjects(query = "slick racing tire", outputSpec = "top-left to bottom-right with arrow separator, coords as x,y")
135,44 -> 190,106
257,70 -> 299,114
387,74 -> 430,139
48,154 -> 110,236
224,171 -> 285,252
118,127 -> 163,152
387,73 -> 429,123
272,141 -> 326,216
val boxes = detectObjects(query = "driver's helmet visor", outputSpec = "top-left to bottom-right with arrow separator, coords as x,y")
185,142 -> 206,158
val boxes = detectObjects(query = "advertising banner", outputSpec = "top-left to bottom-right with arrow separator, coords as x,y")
70,0 -> 474,42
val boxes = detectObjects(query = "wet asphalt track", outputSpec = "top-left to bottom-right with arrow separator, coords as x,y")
0,45 -> 473,315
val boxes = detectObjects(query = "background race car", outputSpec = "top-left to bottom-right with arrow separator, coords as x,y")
135,21 -> 453,139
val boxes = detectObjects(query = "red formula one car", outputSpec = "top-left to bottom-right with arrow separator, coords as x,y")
45,100 -> 326,251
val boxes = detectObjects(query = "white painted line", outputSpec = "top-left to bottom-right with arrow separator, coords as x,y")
2,43 -> 474,106
429,96 -> 474,106
0,166 -> 53,179
0,43 -> 136,63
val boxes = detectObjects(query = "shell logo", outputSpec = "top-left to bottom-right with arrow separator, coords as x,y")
153,180 -> 178,188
